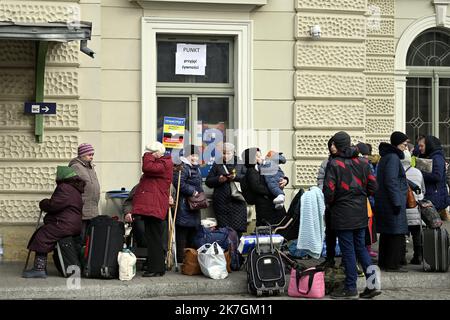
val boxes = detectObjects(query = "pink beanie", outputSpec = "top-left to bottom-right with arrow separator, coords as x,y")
78,143 -> 95,157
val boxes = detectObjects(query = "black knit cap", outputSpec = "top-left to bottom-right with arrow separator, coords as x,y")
390,131 -> 408,146
333,131 -> 351,151
356,142 -> 370,156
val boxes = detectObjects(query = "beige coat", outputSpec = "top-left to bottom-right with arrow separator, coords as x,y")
69,157 -> 100,220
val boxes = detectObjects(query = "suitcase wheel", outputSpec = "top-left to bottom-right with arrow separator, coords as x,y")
256,290 -> 263,297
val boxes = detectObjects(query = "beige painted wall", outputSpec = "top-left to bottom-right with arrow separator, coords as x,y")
395,0 -> 435,46
4,0 -> 440,260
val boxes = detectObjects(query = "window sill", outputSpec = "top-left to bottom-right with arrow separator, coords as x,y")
132,0 -> 267,10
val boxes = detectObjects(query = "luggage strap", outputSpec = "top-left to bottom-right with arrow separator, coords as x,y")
296,268 -> 321,295
102,226 -> 111,277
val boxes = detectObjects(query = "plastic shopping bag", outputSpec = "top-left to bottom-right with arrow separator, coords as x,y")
197,242 -> 228,280
118,248 -> 137,281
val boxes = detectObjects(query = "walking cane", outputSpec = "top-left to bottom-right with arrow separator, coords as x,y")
23,210 -> 44,272
166,169 -> 182,270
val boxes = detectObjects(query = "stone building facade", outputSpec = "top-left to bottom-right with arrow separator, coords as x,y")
0,0 -> 447,260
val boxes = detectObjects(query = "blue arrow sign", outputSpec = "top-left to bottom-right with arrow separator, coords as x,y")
24,102 -> 57,115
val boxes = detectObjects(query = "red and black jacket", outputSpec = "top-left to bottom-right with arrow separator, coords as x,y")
323,146 -> 378,231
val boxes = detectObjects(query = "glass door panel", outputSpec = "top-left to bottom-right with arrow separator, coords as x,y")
406,77 -> 432,142
157,96 -> 190,147
197,97 -> 231,174
439,78 -> 450,159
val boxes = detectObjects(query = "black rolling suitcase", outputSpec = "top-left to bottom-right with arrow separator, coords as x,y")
83,215 -> 125,279
246,226 -> 286,296
422,227 -> 450,272
53,236 -> 82,278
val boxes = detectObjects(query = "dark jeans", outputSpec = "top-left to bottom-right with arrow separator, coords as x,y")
143,216 -> 165,273
336,228 -> 374,292
378,233 -> 405,270
175,225 -> 197,263
325,210 -> 337,260
409,225 -> 422,257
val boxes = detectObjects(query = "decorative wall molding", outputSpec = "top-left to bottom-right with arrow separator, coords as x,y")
366,76 -> 395,95
295,71 -> 365,99
0,134 -> 78,161
293,132 -> 365,159
0,41 -> 79,67
0,199 -> 45,223
295,14 -> 366,40
0,2 -> 81,24
295,42 -> 365,71
367,0 -> 395,17
294,102 -> 365,129
367,38 -> 395,56
367,18 -> 394,37
365,97 -> 395,115
0,166 -> 56,192
366,57 -> 395,74
0,69 -> 79,98
366,117 -> 395,134
295,0 -> 366,13
294,160 -> 324,187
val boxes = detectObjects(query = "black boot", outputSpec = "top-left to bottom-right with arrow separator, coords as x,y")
410,246 -> 423,265
22,252 -> 48,279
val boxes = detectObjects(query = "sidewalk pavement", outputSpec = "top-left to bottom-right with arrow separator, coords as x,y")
2,222 -> 450,300
1,258 -> 450,299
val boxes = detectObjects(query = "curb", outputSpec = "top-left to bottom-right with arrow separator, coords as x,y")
2,263 -> 450,299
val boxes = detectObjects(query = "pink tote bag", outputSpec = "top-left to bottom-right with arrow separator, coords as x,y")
288,267 -> 325,299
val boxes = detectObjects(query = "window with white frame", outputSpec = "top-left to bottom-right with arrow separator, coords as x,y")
406,27 -> 450,158
156,35 -> 235,175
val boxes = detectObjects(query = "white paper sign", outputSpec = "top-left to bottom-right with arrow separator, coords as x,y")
175,43 -> 207,76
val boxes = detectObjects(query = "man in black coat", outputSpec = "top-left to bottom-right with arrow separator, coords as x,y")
323,131 -> 379,299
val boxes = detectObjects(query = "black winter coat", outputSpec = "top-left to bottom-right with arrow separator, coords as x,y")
245,166 -> 286,227
419,136 -> 450,211
28,177 -> 84,253
173,160 -> 203,228
323,147 -> 377,231
374,143 -> 409,235
205,158 -> 248,232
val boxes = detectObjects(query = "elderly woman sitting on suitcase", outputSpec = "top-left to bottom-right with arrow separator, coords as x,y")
22,166 -> 85,278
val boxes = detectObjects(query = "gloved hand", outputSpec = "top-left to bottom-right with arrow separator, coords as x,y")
393,206 -> 401,215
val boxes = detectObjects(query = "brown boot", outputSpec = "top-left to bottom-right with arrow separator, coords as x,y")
439,209 -> 449,221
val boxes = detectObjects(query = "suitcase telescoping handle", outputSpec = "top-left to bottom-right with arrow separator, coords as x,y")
255,226 -> 275,254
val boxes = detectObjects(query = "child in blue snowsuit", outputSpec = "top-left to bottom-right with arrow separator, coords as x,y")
260,151 -> 287,209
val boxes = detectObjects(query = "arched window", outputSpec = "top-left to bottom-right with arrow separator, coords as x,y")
406,28 -> 450,158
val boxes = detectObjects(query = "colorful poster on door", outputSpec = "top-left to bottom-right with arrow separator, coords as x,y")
162,116 -> 185,149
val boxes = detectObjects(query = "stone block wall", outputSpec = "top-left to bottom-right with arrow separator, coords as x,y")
0,0 -> 82,260
293,0 -> 395,187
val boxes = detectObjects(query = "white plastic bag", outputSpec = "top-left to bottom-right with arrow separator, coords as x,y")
197,242 -> 228,280
118,249 -> 137,281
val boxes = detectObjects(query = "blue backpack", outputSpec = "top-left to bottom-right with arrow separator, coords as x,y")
193,226 -> 229,251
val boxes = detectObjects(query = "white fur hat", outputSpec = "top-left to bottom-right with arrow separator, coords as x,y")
145,141 -> 166,154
